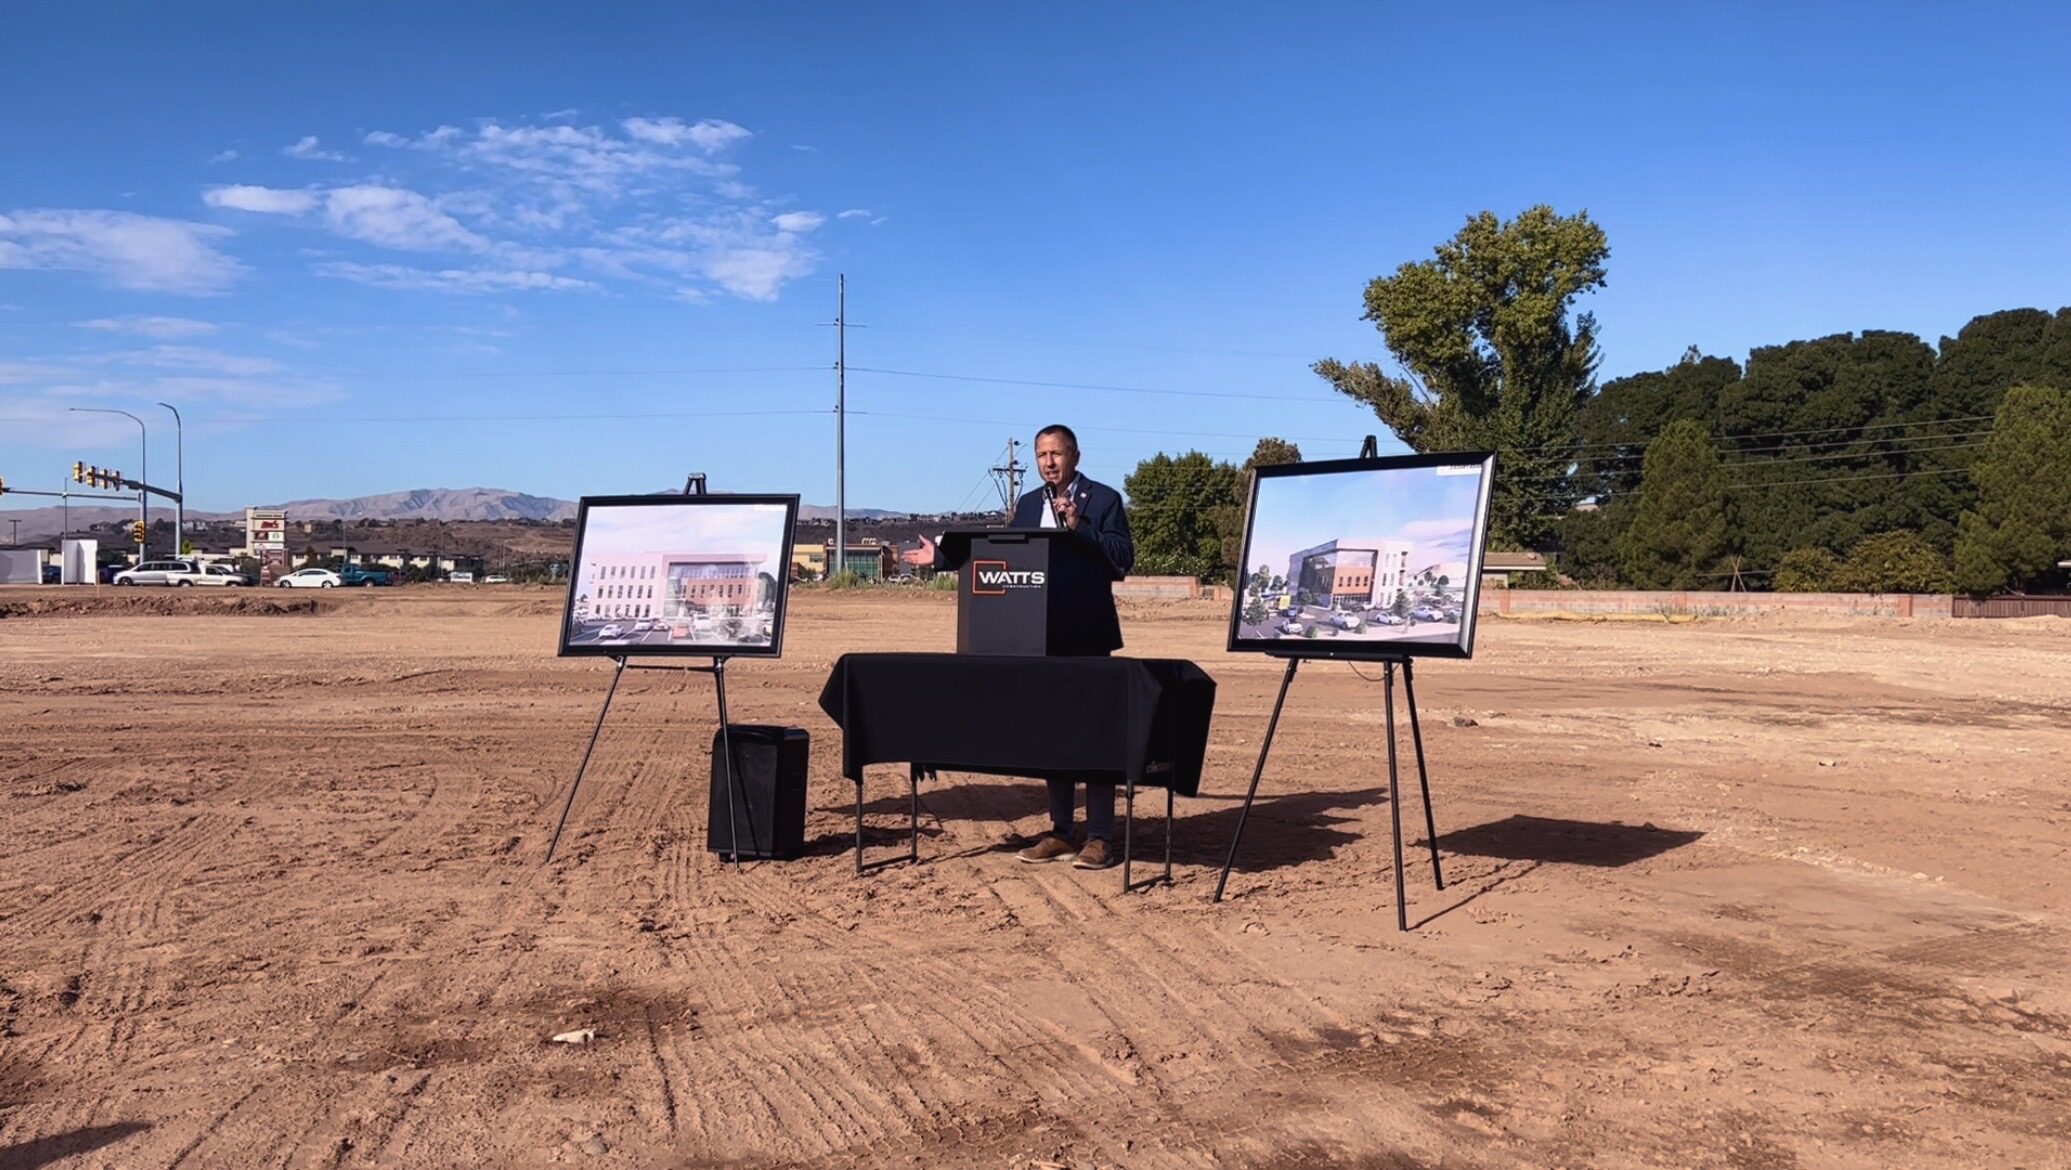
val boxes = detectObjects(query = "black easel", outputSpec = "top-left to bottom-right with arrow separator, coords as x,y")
543,473 -> 753,865
1211,655 -> 1442,928
1212,437 -> 1445,929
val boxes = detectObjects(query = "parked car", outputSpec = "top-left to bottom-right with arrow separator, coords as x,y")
336,564 -> 393,587
114,559 -> 202,587
633,618 -> 655,632
1368,611 -> 1405,626
196,563 -> 247,587
276,568 -> 342,588
1332,612 -> 1362,630
598,623 -> 625,640
482,574 -> 509,584
1279,619 -> 1304,635
1411,606 -> 1446,621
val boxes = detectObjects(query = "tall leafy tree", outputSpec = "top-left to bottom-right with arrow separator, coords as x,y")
1836,531 -> 1954,593
1123,451 -> 1239,581
1616,421 -> 1730,589
1314,206 -> 1608,549
1952,386 -> 2071,593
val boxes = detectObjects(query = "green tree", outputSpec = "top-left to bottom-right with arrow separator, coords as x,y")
1723,331 -> 1942,563
1617,421 -> 1730,589
1123,451 -> 1239,580
1554,501 -> 1629,587
1951,386 -> 2071,593
1314,205 -> 1609,549
1390,589 -> 1411,619
1214,437 -> 1303,576
1772,548 -> 1841,592
1835,531 -> 1953,593
1575,347 -> 1742,501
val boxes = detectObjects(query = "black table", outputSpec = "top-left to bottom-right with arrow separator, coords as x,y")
817,653 -> 1217,888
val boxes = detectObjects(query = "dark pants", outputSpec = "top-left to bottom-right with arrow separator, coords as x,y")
1048,779 -> 1116,842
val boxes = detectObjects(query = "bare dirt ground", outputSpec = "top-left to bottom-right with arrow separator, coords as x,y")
3,587 -> 2069,1170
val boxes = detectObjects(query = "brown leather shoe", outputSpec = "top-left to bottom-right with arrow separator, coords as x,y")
1018,832 -> 1078,863
1072,837 -> 1116,870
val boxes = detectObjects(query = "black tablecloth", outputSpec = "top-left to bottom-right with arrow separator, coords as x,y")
817,653 -> 1217,796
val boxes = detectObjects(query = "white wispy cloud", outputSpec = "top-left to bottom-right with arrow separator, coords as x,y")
320,186 -> 487,252
205,185 -> 320,214
313,261 -> 596,294
209,149 -> 239,163
75,315 -> 220,338
128,345 -> 283,376
227,114 -> 848,301
284,135 -> 348,161
621,117 -> 752,152
0,209 -> 245,293
836,208 -> 872,219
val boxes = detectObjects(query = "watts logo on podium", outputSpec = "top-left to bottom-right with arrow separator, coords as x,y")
970,560 -> 1047,595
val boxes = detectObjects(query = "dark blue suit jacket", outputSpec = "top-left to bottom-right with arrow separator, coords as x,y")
1011,476 -> 1134,578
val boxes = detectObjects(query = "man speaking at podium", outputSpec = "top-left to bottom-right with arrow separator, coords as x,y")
916,423 -> 1135,869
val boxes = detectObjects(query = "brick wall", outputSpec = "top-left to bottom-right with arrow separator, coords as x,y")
1477,589 -> 1955,619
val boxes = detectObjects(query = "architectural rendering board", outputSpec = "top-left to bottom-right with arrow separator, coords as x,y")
1226,453 -> 1495,660
559,493 -> 800,658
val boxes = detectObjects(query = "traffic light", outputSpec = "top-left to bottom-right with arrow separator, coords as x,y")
72,461 -> 84,484
129,520 -> 147,543
0,475 -> 7,495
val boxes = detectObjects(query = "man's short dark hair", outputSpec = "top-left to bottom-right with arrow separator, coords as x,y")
1036,424 -> 1078,451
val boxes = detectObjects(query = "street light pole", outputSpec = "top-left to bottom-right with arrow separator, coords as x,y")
157,402 -> 182,555
68,406 -> 147,562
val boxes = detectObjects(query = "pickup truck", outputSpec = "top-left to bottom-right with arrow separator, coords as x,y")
336,564 -> 394,587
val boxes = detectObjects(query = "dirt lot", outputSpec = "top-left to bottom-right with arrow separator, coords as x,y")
3,587 -> 2069,1169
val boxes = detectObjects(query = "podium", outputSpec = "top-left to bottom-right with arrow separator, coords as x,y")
937,528 -> 1123,657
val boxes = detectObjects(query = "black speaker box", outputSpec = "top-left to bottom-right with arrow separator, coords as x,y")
708,725 -> 810,860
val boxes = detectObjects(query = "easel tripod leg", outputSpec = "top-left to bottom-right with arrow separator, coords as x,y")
545,656 -> 626,863
1123,776 -> 1136,891
1214,656 -> 1300,903
712,657 -> 747,866
1384,662 -> 1408,932
1401,659 -> 1443,890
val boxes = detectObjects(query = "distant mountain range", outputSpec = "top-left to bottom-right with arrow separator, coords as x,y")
1,487 -> 909,541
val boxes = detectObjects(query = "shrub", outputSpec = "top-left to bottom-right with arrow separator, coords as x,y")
826,570 -> 865,591
1835,531 -> 1953,594
1772,547 -> 1841,593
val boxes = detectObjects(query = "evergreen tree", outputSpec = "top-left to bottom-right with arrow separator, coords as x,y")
1951,386 -> 2071,593
1314,206 -> 1608,549
1617,421 -> 1730,588
1575,347 -> 1742,500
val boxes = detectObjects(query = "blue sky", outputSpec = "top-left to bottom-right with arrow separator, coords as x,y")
5,4 -> 2070,516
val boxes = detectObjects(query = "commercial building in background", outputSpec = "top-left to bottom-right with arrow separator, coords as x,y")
1287,537 -> 1413,609
578,550 -> 773,621
790,542 -> 828,580
826,541 -> 897,581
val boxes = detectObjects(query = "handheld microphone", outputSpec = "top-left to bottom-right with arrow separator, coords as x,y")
1049,484 -> 1070,528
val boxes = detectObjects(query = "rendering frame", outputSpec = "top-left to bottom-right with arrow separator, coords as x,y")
1226,452 -> 1496,661
559,493 -> 800,659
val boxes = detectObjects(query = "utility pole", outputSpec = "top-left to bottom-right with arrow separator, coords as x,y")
7,519 -> 17,545
990,437 -> 1024,520
158,402 -> 182,555
835,273 -> 846,579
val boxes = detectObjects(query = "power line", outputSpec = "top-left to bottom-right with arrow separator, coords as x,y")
847,366 -> 1339,403
848,409 -> 1364,445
